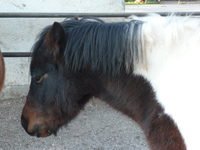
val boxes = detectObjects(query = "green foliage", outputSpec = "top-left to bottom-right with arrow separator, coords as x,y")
125,0 -> 133,2
125,0 -> 160,4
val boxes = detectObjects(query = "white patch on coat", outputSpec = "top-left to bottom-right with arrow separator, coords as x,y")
134,14 -> 200,150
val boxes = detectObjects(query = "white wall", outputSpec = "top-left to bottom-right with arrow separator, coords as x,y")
0,0 -> 124,13
0,0 -> 124,99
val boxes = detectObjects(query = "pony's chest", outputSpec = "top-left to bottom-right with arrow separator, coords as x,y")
144,48 -> 200,150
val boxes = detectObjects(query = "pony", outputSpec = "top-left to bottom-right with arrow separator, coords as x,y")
0,50 -> 5,92
21,14 -> 200,150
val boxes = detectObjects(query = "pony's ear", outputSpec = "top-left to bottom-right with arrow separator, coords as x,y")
45,22 -> 66,55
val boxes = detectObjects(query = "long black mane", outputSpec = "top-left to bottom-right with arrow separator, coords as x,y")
32,18 -> 144,74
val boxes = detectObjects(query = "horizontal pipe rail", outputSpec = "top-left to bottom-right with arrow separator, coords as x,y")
2,52 -> 31,57
0,12 -> 200,18
1,12 -> 200,57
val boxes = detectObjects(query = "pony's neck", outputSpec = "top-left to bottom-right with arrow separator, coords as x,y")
97,74 -> 186,150
99,74 -> 158,125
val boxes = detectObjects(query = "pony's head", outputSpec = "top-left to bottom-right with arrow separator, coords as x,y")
21,22 -> 95,137
21,18 -> 145,137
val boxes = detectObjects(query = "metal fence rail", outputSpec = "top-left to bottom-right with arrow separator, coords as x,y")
1,12 -> 200,18
1,12 -> 200,57
2,52 -> 31,57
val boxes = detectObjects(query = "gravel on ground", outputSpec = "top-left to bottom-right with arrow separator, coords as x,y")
0,97 -> 149,150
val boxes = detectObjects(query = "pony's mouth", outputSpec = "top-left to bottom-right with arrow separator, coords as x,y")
45,124 -> 58,137
24,124 -> 52,137
28,124 -> 58,138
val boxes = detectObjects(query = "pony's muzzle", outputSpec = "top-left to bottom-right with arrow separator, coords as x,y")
21,115 -> 28,131
21,115 -> 52,137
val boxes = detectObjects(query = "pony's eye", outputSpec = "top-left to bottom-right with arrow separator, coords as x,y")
35,76 -> 42,82
33,74 -> 48,84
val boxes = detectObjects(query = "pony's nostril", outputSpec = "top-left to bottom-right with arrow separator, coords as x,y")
21,115 -> 28,130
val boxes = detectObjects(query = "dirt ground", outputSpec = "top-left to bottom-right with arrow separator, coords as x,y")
0,97 -> 149,150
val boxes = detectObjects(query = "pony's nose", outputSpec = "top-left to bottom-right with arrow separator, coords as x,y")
21,115 -> 28,131
21,115 -> 52,137
21,115 -> 41,137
